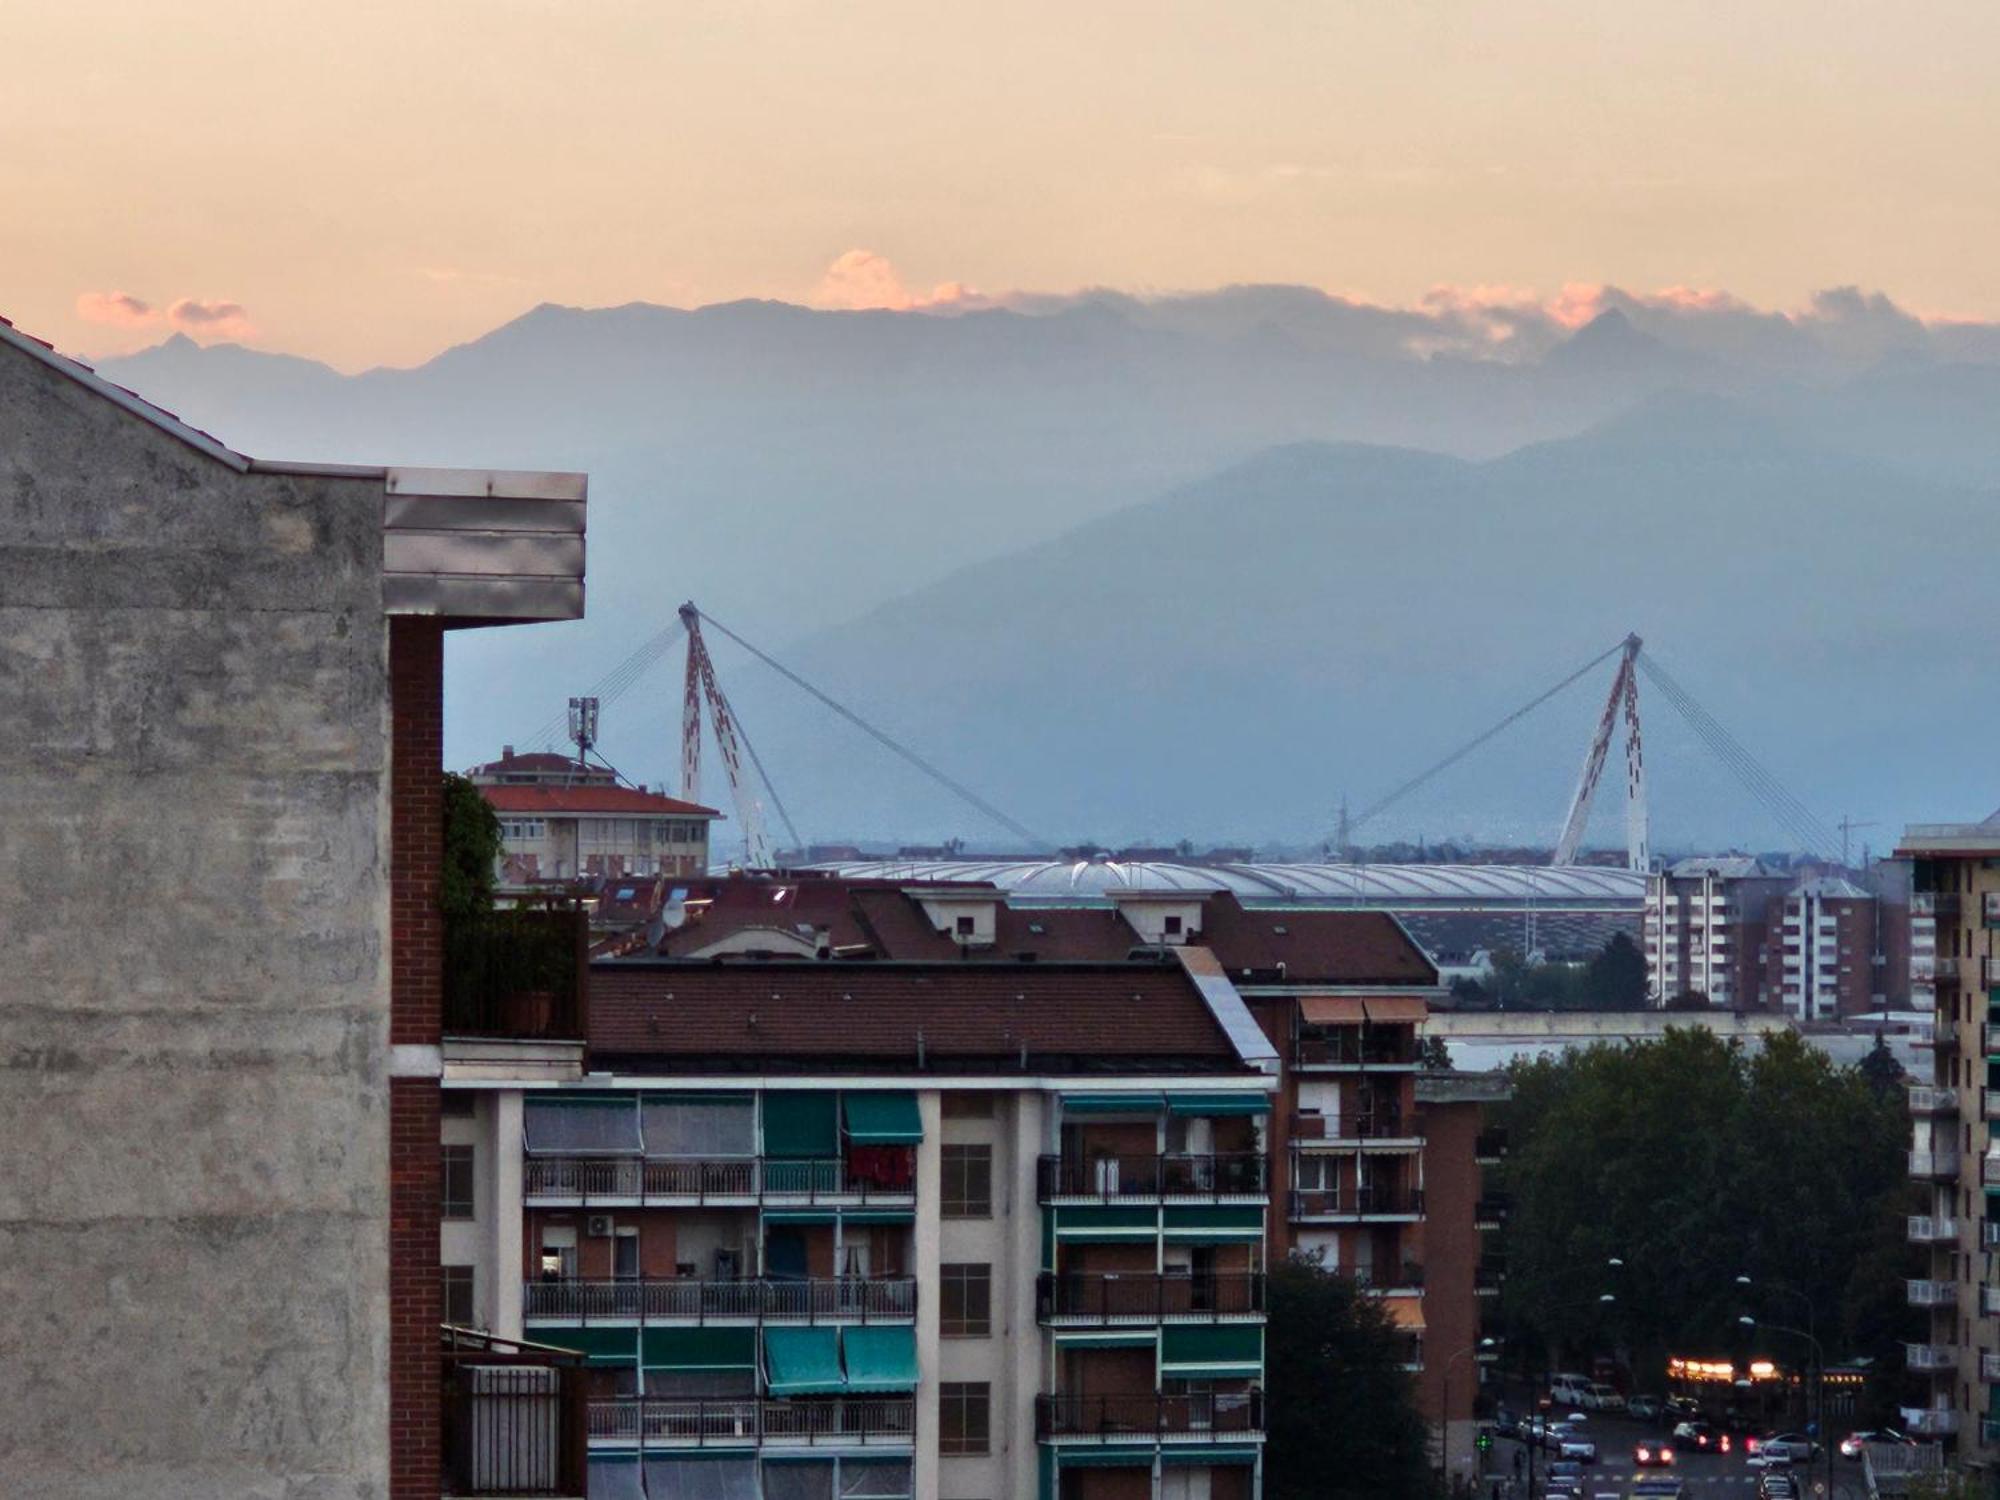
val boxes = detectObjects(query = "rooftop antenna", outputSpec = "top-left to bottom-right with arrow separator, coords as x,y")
567,696 -> 599,785
1837,815 -> 1877,870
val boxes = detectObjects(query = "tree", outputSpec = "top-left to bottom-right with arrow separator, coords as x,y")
1418,1035 -> 1454,1070
440,772 -> 502,919
1265,1256 -> 1438,1500
1858,1032 -> 1905,1098
1582,933 -> 1647,1009
1903,1473 -> 1987,1500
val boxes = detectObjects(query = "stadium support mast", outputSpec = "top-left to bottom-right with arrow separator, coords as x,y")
679,602 -> 771,869
1552,633 -> 1649,872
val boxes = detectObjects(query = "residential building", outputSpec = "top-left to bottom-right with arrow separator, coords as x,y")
1645,857 -> 1793,1007
468,747 -> 717,883
0,316 -> 586,1500
1763,876 -> 1879,1021
440,949 -> 1280,1500
1897,814 -> 2000,1462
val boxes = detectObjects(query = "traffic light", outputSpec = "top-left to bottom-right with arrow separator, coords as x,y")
1475,1432 -> 1494,1453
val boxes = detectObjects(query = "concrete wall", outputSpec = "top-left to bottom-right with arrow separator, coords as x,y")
0,344 -> 391,1497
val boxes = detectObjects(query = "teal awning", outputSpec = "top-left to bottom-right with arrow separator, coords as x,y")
841,1325 -> 918,1393
1166,1092 -> 1271,1117
843,1091 -> 923,1144
1160,1324 -> 1263,1378
763,1209 -> 840,1225
1061,1092 -> 1165,1115
1054,1331 -> 1160,1349
645,1326 -> 756,1370
1162,1205 -> 1266,1242
764,1327 -> 846,1395
842,1209 -> 915,1225
546,1326 -> 638,1366
1161,1447 -> 1260,1467
1057,1448 -> 1157,1468
1054,1205 -> 1159,1241
763,1092 -> 839,1158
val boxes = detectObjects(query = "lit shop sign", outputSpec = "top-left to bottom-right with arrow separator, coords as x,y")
1668,1357 -> 1780,1384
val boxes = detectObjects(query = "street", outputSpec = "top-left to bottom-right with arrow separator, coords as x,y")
1485,1411 -> 1873,1498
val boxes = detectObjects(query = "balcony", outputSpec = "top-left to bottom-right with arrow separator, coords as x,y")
1902,1407 -> 1961,1438
1908,1215 -> 1961,1244
1035,1391 -> 1265,1443
522,1277 -> 916,1325
444,905 -> 588,1041
1984,1353 -> 2000,1383
587,1396 -> 914,1448
1474,1129 -> 1508,1164
1985,1091 -> 2000,1121
1985,956 -> 2000,986
1987,894 -> 2000,928
1909,1149 -> 1963,1179
1288,1186 -> 1424,1223
1909,1086 -> 1959,1114
1036,1153 -> 1268,1204
1912,892 -> 1959,918
1915,956 -> 1961,983
442,1333 -> 588,1499
1293,1035 -> 1419,1071
1984,1284 -> 2000,1318
1908,1279 -> 1959,1308
1984,1156 -> 2000,1188
1474,1261 -> 1505,1297
1290,1113 -> 1423,1150
524,1156 -> 915,1206
1906,1342 -> 1956,1372
1474,1195 -> 1510,1230
1037,1271 -> 1266,1324
1986,1222 -> 2000,1250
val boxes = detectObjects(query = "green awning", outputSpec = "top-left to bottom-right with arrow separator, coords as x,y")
1060,1092 -> 1165,1115
1054,1205 -> 1159,1241
764,1327 -> 846,1395
763,1209 -> 840,1225
1160,1447 -> 1260,1467
1162,1205 -> 1266,1242
1054,1331 -> 1161,1349
842,1209 -> 915,1225
1057,1448 -> 1157,1468
762,1092 -> 839,1158
1166,1092 -> 1271,1117
644,1326 -> 757,1370
1160,1324 -> 1263,1378
841,1325 -> 918,1393
843,1091 -> 923,1144
546,1326 -> 638,1366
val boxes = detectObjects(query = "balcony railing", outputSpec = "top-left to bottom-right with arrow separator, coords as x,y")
1474,1129 -> 1507,1162
1984,1091 -> 2000,1122
587,1397 -> 915,1448
1290,1113 -> 1422,1145
1984,1284 -> 2000,1318
1909,1149 -> 1963,1179
442,1344 -> 588,1498
1983,1024 -> 2000,1056
1036,1153 -> 1268,1202
1288,1186 -> 1425,1221
1035,1391 -> 1264,1442
1038,1272 -> 1265,1323
524,1277 -> 915,1324
1294,1034 -> 1418,1069
1908,1215 -> 1961,1244
1984,956 -> 2000,986
1912,892 -> 1959,918
1908,1279 -> 1958,1308
524,1156 -> 915,1203
1474,1261 -> 1505,1295
1983,1156 -> 2000,1188
1474,1194 -> 1510,1228
1902,1407 -> 1961,1437
1908,1086 -> 1960,1114
1906,1342 -> 1956,1372
444,905 -> 588,1041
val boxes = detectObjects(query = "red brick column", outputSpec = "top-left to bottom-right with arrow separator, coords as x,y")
389,618 -> 444,1500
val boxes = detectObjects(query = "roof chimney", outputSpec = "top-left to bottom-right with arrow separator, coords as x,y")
501,745 -> 515,761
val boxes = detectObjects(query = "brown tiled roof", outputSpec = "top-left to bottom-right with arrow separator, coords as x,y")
587,961 -> 1249,1071
1194,894 -> 1435,985
990,905 -> 1138,960
482,785 -> 720,816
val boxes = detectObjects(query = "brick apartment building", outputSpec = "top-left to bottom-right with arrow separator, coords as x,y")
0,315 -> 585,1499
467,747 -> 718,884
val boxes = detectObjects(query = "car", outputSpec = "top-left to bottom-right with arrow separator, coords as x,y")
1840,1428 -> 1913,1460
1631,1483 -> 1687,1500
1492,1406 -> 1522,1438
1627,1394 -> 1664,1423
1632,1439 -> 1677,1467
1549,1373 -> 1593,1406
1556,1431 -> 1598,1463
1545,1460 -> 1584,1488
1581,1381 -> 1626,1412
1751,1432 -> 1818,1463
1664,1395 -> 1701,1424
1671,1420 -> 1732,1454
1756,1475 -> 1800,1500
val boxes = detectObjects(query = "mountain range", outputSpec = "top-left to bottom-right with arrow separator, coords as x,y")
92,287 -> 2000,851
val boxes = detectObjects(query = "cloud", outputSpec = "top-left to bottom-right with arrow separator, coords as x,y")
812,250 -> 983,313
75,291 -> 158,327
167,297 -> 255,339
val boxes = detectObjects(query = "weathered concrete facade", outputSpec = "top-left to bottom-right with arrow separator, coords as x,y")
0,335 -> 395,1498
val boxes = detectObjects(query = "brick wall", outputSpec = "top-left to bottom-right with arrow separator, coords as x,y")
389,619 -> 444,1500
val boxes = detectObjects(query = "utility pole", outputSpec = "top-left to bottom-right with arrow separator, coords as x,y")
1837,815 -> 1877,871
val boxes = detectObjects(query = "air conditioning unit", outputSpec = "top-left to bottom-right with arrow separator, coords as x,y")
586,1215 -> 615,1238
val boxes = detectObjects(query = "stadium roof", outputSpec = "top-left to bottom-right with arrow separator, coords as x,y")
806,859 -> 1646,907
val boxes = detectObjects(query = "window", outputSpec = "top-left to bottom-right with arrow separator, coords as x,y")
442,1264 -> 475,1326
941,1144 -> 993,1219
1164,914 -> 1183,935
440,1091 -> 476,1118
955,915 -> 976,936
940,1263 -> 991,1337
441,1145 -> 475,1219
939,1381 -> 991,1455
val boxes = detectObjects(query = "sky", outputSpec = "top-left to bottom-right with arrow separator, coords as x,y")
5,0 -> 1998,370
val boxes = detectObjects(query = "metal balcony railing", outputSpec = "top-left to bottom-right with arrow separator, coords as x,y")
523,1156 -> 915,1203
1984,1091 -> 2000,1122
1907,1279 -> 1958,1308
1287,1186 -> 1425,1220
1909,1149 -> 1963,1179
1290,1113 -> 1422,1144
1035,1391 -> 1264,1441
523,1277 -> 916,1324
1474,1129 -> 1508,1161
1984,1284 -> 2000,1317
1474,1194 -> 1510,1227
1906,1342 -> 1956,1372
1902,1407 -> 1960,1437
1912,892 -> 1958,918
442,1347 -> 588,1498
1984,956 -> 2000,986
1474,1261 -> 1505,1295
1036,1153 -> 1267,1202
1908,1215 -> 1960,1244
1294,1034 -> 1418,1069
1983,1024 -> 2000,1056
587,1397 -> 915,1447
1908,1086 -> 1959,1114
1037,1272 -> 1265,1323
1983,1156 -> 2000,1188
444,905 -> 588,1041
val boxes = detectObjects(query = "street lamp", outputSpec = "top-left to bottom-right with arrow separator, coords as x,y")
1740,1315 -> 1830,1498
1440,1337 -> 1498,1485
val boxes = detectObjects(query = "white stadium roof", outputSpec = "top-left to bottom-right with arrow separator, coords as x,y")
807,858 -> 1646,908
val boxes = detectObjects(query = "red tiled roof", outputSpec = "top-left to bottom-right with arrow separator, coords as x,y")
469,751 -> 600,776
481,785 -> 720,817
587,962 -> 1248,1067
990,905 -> 1138,960
1195,894 -> 1435,985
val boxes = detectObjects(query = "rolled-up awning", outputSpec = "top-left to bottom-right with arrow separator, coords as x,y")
1161,1447 -> 1260,1467
1162,1205 -> 1266,1242
1159,1324 -> 1263,1379
1297,996 -> 1366,1025
1060,1092 -> 1166,1115
1166,1092 -> 1271,1117
843,1091 -> 923,1144
1363,996 -> 1428,1024
1054,1205 -> 1159,1241
841,1326 -> 918,1393
1383,1298 -> 1426,1331
763,1327 -> 846,1395
1057,1449 -> 1158,1468
546,1326 -> 637,1366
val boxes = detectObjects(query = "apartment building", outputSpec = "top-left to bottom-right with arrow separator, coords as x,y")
1762,876 -> 1878,1020
1645,857 -> 1793,1006
1897,815 -> 2000,1462
0,316 -> 585,1500
442,949 -> 1279,1500
468,747 -> 717,882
